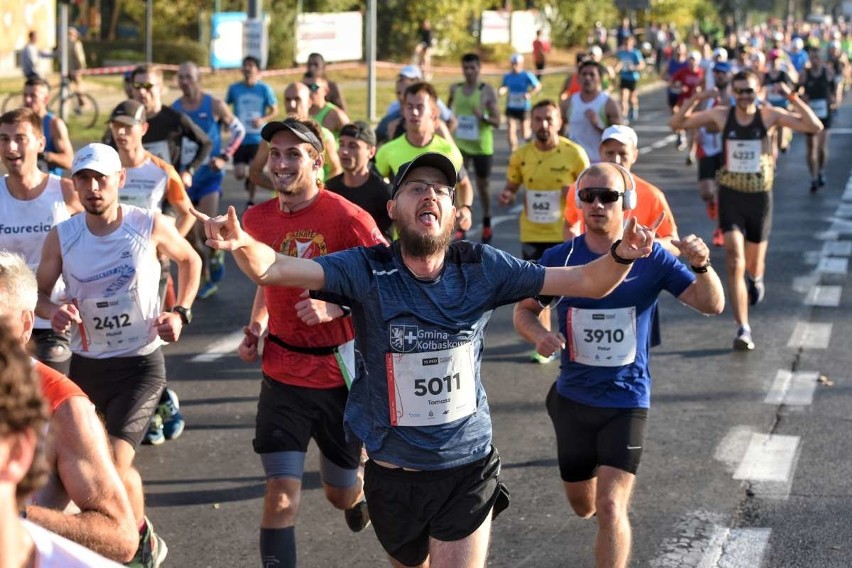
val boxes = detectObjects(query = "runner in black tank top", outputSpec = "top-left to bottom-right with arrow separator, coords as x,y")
797,47 -> 835,191
668,68 -> 824,351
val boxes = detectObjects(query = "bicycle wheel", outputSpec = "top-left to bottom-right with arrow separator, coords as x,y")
1,93 -> 24,113
49,92 -> 100,132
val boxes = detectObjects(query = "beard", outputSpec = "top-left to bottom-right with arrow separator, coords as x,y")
397,218 -> 454,258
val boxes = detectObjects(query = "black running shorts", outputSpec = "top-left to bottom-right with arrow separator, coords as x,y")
364,446 -> 506,567
545,383 -> 648,482
253,375 -> 361,470
698,154 -> 723,182
522,242 -> 561,262
69,349 -> 166,449
718,185 -> 773,244
233,143 -> 260,165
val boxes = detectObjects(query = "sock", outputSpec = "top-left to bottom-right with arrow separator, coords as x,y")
260,527 -> 296,568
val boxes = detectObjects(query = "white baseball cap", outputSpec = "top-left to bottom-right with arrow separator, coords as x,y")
589,45 -> 603,57
398,64 -> 423,79
71,143 -> 123,176
601,124 -> 638,147
510,53 -> 524,64
713,47 -> 728,61
792,37 -> 804,49
689,50 -> 702,61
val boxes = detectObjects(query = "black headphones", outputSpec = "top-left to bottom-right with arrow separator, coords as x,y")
574,162 -> 637,210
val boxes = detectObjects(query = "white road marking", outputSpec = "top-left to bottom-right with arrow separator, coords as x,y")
827,218 -> 852,234
650,510 -> 728,568
814,229 -> 840,240
835,204 -> 852,218
733,433 -> 799,483
804,285 -> 842,306
787,322 -> 832,349
699,527 -> 772,568
828,127 -> 852,133
189,330 -> 246,363
821,240 -> 852,256
792,273 -> 821,293
631,124 -> 674,132
464,204 -> 522,239
713,426 -> 756,471
765,370 -> 819,406
816,257 -> 848,275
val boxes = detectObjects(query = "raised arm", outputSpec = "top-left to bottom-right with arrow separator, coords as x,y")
669,90 -> 725,131
540,215 -> 660,298
192,206 -> 326,289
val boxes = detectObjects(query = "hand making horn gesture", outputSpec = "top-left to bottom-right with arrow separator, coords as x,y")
615,212 -> 666,261
190,206 -> 247,251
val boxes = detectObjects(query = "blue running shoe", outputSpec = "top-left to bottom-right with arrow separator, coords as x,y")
209,250 -> 226,283
196,280 -> 218,300
142,414 -> 164,446
160,389 -> 185,441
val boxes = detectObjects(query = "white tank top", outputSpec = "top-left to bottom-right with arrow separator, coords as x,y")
57,205 -> 163,358
567,92 -> 610,163
697,98 -> 723,157
0,174 -> 70,329
23,520 -> 124,567
121,155 -> 169,211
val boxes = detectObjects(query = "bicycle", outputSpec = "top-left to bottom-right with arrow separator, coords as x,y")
1,74 -> 99,131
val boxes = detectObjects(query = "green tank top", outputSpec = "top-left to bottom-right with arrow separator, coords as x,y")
313,103 -> 340,139
451,83 -> 494,156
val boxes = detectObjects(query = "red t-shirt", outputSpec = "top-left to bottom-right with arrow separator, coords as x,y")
242,190 -> 387,389
671,67 -> 704,105
36,361 -> 87,414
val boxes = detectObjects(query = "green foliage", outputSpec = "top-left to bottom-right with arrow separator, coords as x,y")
648,0 -> 720,39
375,0 -> 488,61
543,0 -> 619,49
83,39 -> 207,68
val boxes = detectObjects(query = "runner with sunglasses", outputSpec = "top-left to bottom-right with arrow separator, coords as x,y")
669,69 -> 823,350
302,72 -> 350,139
513,161 -> 724,568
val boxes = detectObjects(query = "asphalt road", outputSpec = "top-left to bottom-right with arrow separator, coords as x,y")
136,86 -> 852,568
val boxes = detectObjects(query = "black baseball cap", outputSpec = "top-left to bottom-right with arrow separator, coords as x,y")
339,121 -> 377,147
392,153 -> 458,197
260,118 -> 324,153
107,100 -> 146,125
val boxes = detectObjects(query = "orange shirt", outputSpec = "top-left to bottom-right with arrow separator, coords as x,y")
564,173 -> 678,238
36,360 -> 87,414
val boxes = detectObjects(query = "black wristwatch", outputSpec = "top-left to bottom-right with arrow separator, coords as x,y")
172,306 -> 193,325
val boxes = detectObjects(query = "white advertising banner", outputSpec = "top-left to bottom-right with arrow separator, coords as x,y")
295,11 -> 363,64
480,10 -> 511,45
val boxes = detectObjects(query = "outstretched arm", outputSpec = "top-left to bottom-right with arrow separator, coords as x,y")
540,215 -> 662,298
192,206 -> 325,289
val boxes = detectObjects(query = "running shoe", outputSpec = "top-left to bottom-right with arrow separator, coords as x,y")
209,249 -> 226,283
142,413 -> 165,446
706,200 -> 718,221
712,228 -> 724,248
481,226 -> 493,245
746,275 -> 765,306
810,179 -> 819,194
453,229 -> 466,241
817,172 -> 826,187
530,351 -> 556,364
733,326 -> 755,351
159,388 -> 185,441
676,133 -> 685,150
344,498 -> 371,532
127,517 -> 169,568
196,279 -> 218,300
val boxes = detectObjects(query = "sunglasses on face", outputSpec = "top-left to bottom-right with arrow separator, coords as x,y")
305,83 -> 321,92
132,82 -> 156,90
577,188 -> 623,204
734,87 -> 756,95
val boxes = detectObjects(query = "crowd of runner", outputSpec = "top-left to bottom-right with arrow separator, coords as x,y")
0,14 -> 849,568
